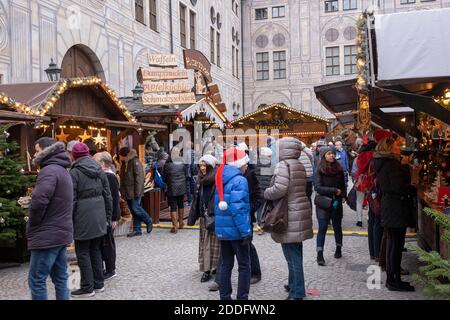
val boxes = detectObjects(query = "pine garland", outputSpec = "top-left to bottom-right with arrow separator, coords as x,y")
410,246 -> 450,299
424,207 -> 450,245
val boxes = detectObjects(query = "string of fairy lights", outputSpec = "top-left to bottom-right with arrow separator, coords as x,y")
0,76 -> 137,123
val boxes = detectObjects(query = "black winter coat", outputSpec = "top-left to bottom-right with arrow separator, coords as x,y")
373,153 -> 415,228
187,182 -> 216,226
163,161 -> 187,197
70,157 -> 113,241
314,167 -> 346,220
106,172 -> 120,222
255,164 -> 273,193
244,168 -> 263,223
27,142 -> 73,250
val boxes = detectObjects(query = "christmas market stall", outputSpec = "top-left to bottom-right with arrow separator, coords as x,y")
315,8 -> 450,262
231,103 -> 330,145
0,77 -> 166,261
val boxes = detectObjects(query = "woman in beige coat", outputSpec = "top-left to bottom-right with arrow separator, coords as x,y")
264,137 -> 313,300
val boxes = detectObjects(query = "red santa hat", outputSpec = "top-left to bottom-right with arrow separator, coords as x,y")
215,147 -> 249,211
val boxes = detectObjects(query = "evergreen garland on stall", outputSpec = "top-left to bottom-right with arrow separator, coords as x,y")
0,125 -> 33,242
410,208 -> 450,299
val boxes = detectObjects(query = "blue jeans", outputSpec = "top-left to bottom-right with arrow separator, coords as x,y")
219,240 -> 251,300
281,243 -> 306,299
316,217 -> 343,252
127,197 -> 152,233
28,245 -> 69,300
368,209 -> 383,258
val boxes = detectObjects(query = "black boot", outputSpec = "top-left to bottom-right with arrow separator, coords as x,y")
317,251 -> 325,266
334,246 -> 342,259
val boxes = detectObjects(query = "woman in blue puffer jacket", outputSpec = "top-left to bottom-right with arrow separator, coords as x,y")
214,147 -> 252,300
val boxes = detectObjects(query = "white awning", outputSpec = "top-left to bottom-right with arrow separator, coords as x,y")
375,8 -> 450,82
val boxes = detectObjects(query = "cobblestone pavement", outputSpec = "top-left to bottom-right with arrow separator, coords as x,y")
0,226 -> 427,300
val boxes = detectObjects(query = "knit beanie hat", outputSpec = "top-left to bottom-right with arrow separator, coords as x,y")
72,142 -> 90,160
374,129 -> 392,143
200,154 -> 218,168
215,147 -> 249,211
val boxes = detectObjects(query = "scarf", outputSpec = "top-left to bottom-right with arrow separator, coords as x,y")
321,161 -> 342,176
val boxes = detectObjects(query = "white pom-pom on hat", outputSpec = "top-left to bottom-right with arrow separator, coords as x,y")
219,201 -> 228,211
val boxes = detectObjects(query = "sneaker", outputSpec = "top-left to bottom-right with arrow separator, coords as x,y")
250,276 -> 261,285
103,271 -> 117,281
208,282 -> 219,292
356,221 -> 363,227
146,224 -> 153,234
94,286 -> 105,293
201,272 -> 211,283
71,289 -> 95,298
127,231 -> 142,237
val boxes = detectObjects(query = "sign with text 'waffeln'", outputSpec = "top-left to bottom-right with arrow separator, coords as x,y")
139,68 -> 188,81
143,81 -> 191,93
148,54 -> 178,67
143,92 -> 196,106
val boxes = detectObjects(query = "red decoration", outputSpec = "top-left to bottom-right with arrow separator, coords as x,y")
438,187 -> 450,206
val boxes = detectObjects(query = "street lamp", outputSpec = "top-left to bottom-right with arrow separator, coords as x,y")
132,82 -> 144,100
44,58 -> 62,81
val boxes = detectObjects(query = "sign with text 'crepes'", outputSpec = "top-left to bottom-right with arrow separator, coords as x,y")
142,92 -> 196,106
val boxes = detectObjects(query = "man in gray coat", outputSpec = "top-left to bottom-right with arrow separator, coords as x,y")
264,137 -> 313,300
69,143 -> 112,298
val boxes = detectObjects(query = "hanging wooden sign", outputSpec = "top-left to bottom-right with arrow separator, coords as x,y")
143,81 -> 191,93
138,68 -> 189,81
183,49 -> 212,83
148,54 -> 178,67
142,92 -> 196,106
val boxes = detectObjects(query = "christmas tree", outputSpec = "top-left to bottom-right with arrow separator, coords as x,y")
0,125 -> 33,242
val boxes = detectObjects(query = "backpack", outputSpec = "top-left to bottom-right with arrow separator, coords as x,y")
153,163 -> 166,189
354,160 -> 376,193
367,179 -> 382,216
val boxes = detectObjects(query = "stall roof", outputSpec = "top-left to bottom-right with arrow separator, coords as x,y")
0,77 -> 136,122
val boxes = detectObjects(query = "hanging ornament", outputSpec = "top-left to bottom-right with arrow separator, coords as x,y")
93,131 -> 107,148
0,217 -> 5,224
56,128 -> 70,142
3,131 -> 10,138
24,216 -> 29,223
78,130 -> 92,142
6,189 -> 11,195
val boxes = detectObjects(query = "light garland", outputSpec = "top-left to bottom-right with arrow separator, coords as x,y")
231,103 -> 331,124
433,88 -> 450,109
0,76 -> 137,123
219,131 -> 326,138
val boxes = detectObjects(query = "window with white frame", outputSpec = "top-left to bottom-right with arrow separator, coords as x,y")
326,47 -> 340,76
236,48 -> 239,78
135,0 -> 145,24
400,0 -> 415,3
273,51 -> 286,79
149,0 -> 157,31
232,45 -> 235,77
216,31 -> 221,67
189,10 -> 196,49
255,8 -> 268,20
180,3 -> 187,48
256,52 -> 269,80
343,0 -> 357,10
325,0 -> 339,12
344,45 -> 357,75
272,6 -> 285,18
210,27 -> 215,64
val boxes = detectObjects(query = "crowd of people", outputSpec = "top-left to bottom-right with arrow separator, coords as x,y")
25,128 -> 418,300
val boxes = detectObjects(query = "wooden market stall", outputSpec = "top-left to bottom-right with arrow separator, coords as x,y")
0,76 -> 166,170
231,103 -> 330,145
